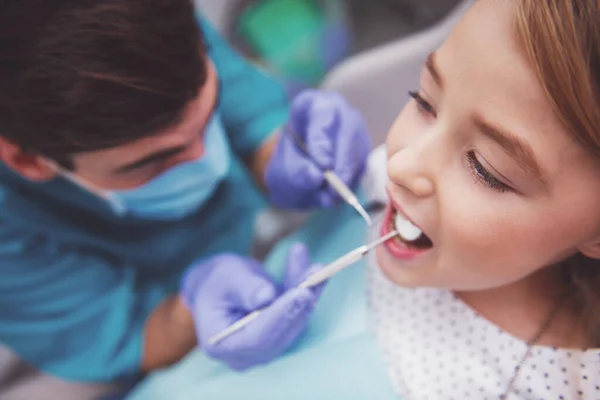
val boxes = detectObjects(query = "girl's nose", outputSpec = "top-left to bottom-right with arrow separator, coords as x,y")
387,148 -> 435,198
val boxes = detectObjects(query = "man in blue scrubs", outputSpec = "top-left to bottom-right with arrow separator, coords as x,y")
0,0 -> 370,387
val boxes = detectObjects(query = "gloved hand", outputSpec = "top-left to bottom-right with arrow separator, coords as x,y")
265,89 -> 372,210
180,244 -> 325,371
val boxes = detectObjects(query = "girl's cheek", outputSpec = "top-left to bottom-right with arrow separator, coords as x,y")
442,194 -> 512,261
446,207 -> 540,278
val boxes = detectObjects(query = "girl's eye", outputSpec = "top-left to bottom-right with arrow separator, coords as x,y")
408,91 -> 437,117
466,151 -> 512,193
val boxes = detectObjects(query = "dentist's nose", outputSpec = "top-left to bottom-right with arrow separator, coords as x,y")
387,141 -> 436,198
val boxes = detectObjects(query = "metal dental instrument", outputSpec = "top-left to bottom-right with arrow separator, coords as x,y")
208,230 -> 399,346
286,128 -> 373,227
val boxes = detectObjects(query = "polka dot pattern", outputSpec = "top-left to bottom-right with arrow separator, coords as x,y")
365,237 -> 600,400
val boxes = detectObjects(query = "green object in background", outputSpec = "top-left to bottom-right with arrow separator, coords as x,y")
238,0 -> 326,83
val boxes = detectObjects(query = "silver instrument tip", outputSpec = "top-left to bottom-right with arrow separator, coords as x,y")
366,230 -> 399,251
357,205 -> 373,226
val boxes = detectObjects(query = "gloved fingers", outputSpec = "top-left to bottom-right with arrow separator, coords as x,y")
195,299 -> 272,352
267,305 -> 312,353
331,107 -> 371,187
266,133 -> 325,202
317,190 -> 336,208
224,359 -> 253,372
194,303 -> 236,350
304,113 -> 336,170
254,288 -> 319,361
218,351 -> 270,372
282,243 -> 311,290
289,89 -> 322,138
200,305 -> 269,359
194,264 -> 278,349
180,254 -> 239,309
231,275 -> 278,314
204,256 -> 278,312
302,91 -> 371,204
302,263 -> 328,299
246,287 -> 315,349
223,344 -> 291,371
224,351 -> 284,372
303,95 -> 339,170
290,90 -> 341,170
210,287 -> 315,358
220,349 -> 279,372
280,136 -> 325,191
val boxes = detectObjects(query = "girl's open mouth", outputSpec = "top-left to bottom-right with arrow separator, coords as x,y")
381,204 -> 433,260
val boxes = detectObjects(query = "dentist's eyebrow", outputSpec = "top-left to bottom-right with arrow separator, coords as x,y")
474,117 -> 548,184
426,52 -> 444,88
116,146 -> 188,173
116,86 -> 221,174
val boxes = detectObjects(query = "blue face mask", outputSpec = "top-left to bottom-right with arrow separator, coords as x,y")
61,113 -> 231,220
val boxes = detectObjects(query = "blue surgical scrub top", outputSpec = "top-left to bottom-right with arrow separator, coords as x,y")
0,15 -> 289,382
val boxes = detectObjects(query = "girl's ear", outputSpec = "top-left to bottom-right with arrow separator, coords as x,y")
0,137 -> 57,181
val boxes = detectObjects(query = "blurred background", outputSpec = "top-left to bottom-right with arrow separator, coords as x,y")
196,0 -> 461,96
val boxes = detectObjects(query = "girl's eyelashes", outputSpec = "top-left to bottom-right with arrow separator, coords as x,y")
466,151 -> 512,193
408,91 -> 437,117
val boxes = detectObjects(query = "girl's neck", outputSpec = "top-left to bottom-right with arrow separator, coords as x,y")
455,266 -> 587,348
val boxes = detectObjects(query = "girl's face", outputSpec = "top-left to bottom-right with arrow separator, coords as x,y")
377,0 -> 600,291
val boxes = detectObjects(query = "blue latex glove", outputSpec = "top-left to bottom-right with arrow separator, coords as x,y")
180,244 -> 325,371
265,89 -> 372,209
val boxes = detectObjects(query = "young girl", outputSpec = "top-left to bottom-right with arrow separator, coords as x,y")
130,1 -> 599,399
369,0 -> 600,398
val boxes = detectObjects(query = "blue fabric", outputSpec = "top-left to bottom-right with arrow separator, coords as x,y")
200,16 -> 290,156
0,14 -> 289,382
126,205 -> 398,400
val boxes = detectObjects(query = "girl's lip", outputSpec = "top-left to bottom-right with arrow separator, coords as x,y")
380,203 -> 430,261
385,189 -> 424,232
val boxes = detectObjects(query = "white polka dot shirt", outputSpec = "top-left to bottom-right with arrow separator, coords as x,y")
367,247 -> 600,400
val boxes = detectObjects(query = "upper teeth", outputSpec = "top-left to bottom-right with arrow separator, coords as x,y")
394,212 -> 422,242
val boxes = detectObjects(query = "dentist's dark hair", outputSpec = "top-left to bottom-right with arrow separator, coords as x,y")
517,0 -> 600,346
0,0 -> 207,168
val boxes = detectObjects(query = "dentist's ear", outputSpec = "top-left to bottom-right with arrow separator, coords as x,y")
0,137 -> 58,181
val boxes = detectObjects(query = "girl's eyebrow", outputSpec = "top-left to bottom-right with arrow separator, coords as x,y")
426,52 -> 444,88
474,117 -> 548,185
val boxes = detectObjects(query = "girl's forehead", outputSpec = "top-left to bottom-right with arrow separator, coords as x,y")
442,0 -> 543,109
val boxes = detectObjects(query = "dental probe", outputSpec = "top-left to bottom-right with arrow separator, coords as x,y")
286,128 -> 373,227
208,230 -> 399,346
298,230 -> 398,289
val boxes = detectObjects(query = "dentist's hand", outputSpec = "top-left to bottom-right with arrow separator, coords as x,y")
180,244 -> 325,371
265,89 -> 372,210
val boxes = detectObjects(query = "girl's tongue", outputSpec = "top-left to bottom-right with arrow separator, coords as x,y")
393,211 -> 433,249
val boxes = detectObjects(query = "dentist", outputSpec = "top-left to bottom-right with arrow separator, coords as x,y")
0,0 -> 370,386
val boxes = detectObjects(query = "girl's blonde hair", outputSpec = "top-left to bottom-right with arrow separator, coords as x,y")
516,0 -> 600,345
